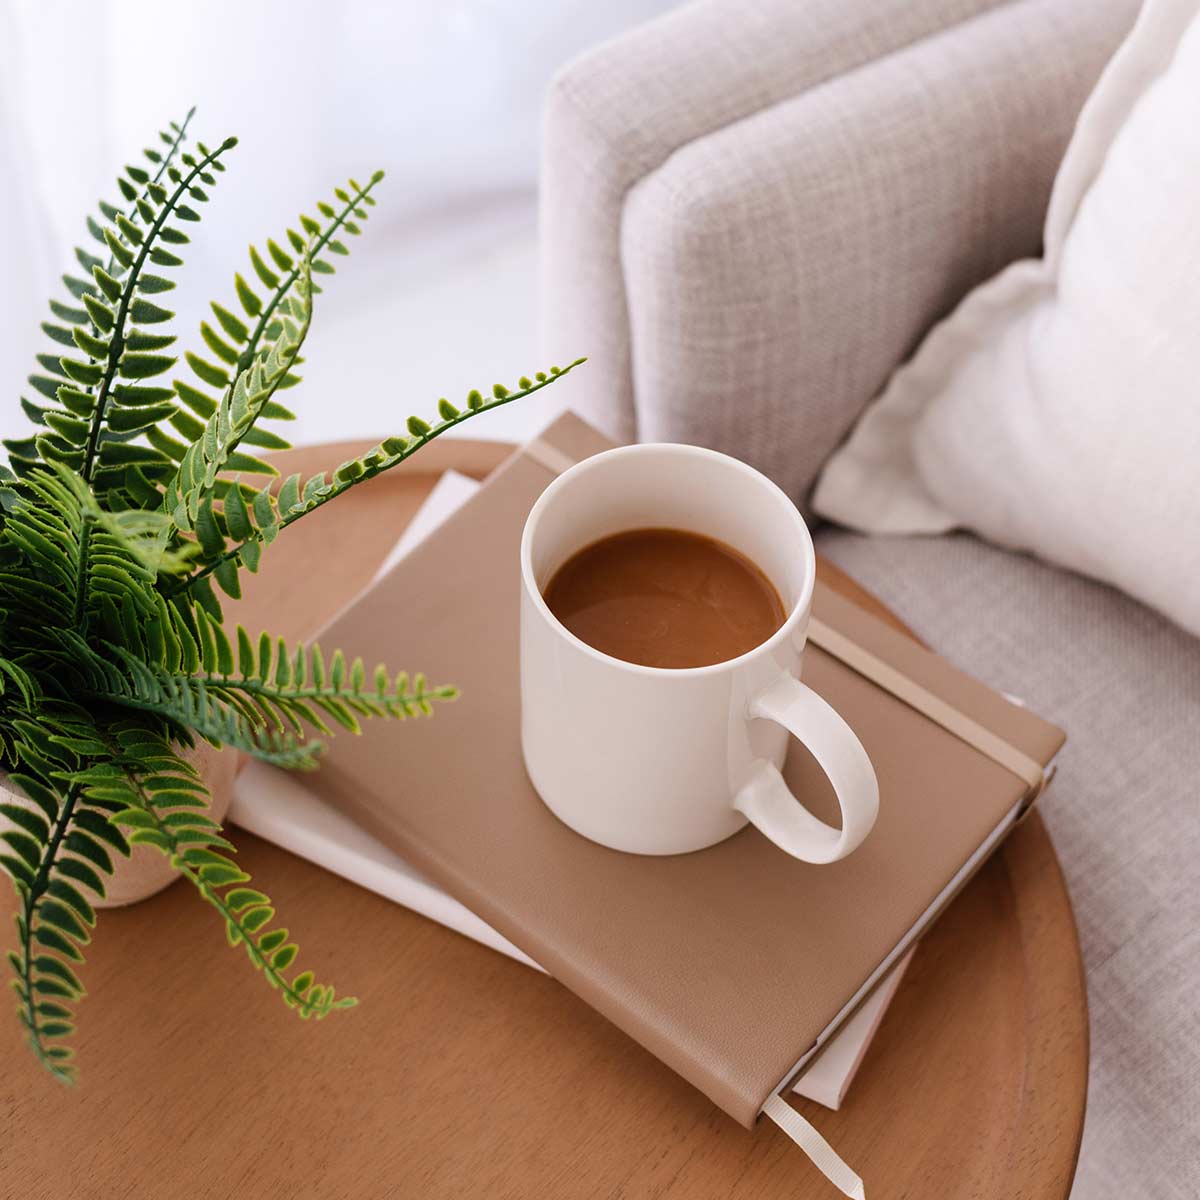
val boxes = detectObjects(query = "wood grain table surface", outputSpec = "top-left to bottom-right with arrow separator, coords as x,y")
0,438 -> 1088,1199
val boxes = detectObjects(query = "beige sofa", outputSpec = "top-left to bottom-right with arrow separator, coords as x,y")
540,1 -> 1199,1195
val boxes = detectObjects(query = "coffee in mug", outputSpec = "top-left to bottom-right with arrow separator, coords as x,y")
542,527 -> 785,669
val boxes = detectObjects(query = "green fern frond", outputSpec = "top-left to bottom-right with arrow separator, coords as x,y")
180,606 -> 454,735
7,117 -> 237,508
63,610 -> 453,767
161,264 -> 313,554
170,171 -> 386,463
1,710 -> 130,1084
166,357 -> 587,611
36,465 -> 194,578
0,466 -> 194,651
62,637 -> 320,770
76,724 -> 353,1019
3,780 -> 92,1084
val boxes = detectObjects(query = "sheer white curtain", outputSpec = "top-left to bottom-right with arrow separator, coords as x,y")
1,0 -> 675,446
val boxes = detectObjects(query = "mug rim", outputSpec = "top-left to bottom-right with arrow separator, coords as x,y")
519,442 -> 815,678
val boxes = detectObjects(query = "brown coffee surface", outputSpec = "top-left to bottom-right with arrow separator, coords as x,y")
543,527 -> 785,669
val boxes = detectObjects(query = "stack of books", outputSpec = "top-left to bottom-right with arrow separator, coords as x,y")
231,415 -> 1064,1196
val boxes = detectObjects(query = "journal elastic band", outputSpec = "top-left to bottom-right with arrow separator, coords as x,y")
762,1093 -> 866,1198
807,617 -> 1045,800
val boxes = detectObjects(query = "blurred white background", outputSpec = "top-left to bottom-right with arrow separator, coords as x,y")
0,0 -> 674,449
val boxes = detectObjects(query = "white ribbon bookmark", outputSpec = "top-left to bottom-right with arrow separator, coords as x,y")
762,1093 -> 866,1199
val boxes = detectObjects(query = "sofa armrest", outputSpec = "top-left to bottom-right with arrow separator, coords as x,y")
541,0 -> 1135,506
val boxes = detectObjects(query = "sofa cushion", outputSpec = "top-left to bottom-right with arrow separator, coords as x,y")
618,0 -> 1135,514
814,0 -> 1200,637
542,0 -> 1024,445
542,0 -> 1135,505
815,527 -> 1200,1199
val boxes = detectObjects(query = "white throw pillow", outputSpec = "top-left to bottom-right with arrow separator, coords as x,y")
813,0 -> 1200,638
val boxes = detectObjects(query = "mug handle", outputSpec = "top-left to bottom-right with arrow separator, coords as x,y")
733,674 -> 879,864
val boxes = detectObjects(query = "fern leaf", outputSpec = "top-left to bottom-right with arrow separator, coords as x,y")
0,709 -> 132,1084
5,121 -> 236,510
167,358 -> 586,604
161,264 -> 313,554
185,615 -> 455,735
66,636 -> 321,770
85,725 -> 353,1020
173,172 -> 387,463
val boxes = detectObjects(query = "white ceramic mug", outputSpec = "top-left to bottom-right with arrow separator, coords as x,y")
519,443 -> 879,864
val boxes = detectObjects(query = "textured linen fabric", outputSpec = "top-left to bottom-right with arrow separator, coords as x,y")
540,0 -> 1016,444
816,526 -> 1200,1200
814,0 -> 1200,635
620,0 -> 1135,514
540,0 -> 1136,503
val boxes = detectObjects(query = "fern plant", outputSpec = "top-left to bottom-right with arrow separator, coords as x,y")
0,109 -> 583,1081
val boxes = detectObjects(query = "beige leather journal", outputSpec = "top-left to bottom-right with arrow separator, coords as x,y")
310,413 -> 1065,1133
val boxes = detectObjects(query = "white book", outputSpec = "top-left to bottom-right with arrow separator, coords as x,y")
229,469 -> 911,1110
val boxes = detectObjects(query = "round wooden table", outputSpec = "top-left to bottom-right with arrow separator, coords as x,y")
0,439 -> 1088,1199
